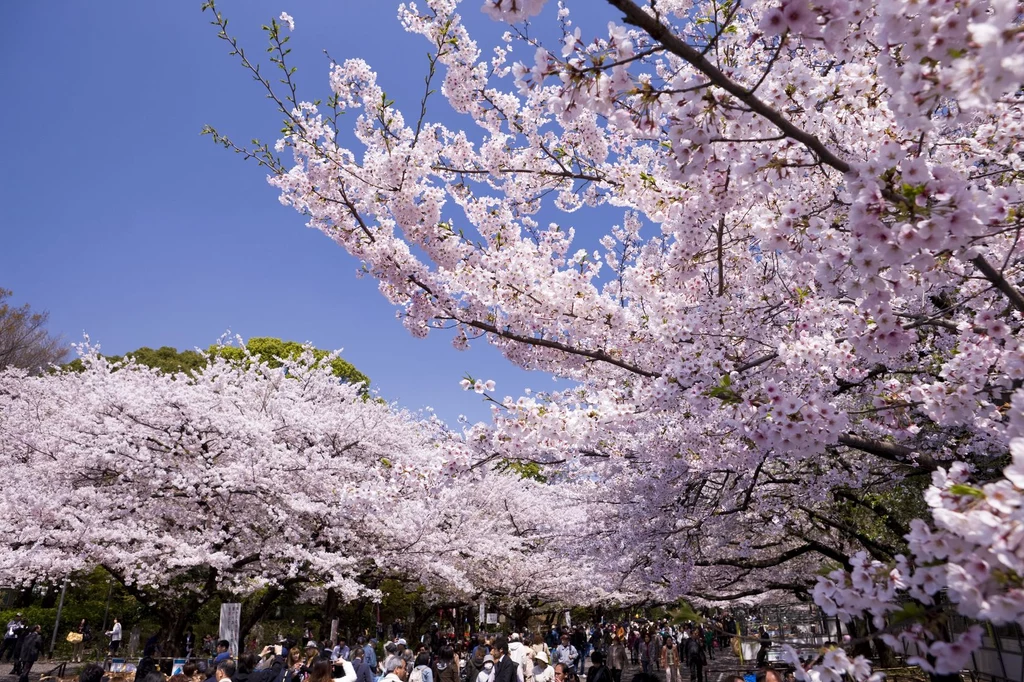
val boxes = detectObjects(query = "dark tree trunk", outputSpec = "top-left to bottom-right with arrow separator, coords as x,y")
240,585 -> 293,644
849,618 -> 872,659
512,605 -> 530,633
40,584 -> 57,609
320,589 -> 339,642
11,585 -> 35,608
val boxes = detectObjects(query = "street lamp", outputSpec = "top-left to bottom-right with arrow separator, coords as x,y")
49,579 -> 68,657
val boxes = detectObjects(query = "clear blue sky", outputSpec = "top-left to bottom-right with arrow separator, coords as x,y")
3,1 -> 620,425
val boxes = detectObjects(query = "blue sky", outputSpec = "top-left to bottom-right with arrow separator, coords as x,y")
3,1 -> 624,425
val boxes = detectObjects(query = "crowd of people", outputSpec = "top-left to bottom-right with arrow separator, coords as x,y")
0,610 -> 808,682
57,618 -> 746,682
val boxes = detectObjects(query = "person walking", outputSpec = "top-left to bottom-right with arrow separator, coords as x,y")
553,636 -> 577,673
755,627 -> 771,668
606,637 -> 626,682
106,618 -> 123,655
70,619 -> 91,663
584,652 -> 611,682
1,614 -> 23,662
660,637 -> 681,682
637,635 -> 652,675
684,637 -> 705,682
16,625 -> 42,682
532,651 -> 554,682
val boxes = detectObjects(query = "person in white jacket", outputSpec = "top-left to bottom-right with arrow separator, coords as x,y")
532,651 -> 554,682
508,634 -> 533,682
333,656 -> 358,682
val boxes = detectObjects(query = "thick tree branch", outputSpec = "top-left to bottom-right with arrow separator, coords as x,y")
972,255 -> 1024,315
605,0 -> 851,173
837,433 -> 937,470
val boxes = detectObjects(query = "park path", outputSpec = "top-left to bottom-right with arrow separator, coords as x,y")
584,645 -> 752,682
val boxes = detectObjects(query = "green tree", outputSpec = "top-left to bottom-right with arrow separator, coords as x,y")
66,337 -> 369,388
210,337 -> 369,387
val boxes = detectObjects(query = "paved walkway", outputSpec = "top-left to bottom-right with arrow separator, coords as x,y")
582,645 -> 756,682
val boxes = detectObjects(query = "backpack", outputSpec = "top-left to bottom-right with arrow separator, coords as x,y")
410,667 -> 425,682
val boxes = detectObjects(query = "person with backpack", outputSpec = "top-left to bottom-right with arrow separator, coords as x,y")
553,636 -> 577,672
410,652 -> 434,682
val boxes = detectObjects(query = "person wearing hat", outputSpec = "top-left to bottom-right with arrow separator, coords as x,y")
397,640 -> 414,668
476,655 -> 495,682
531,651 -> 553,682
553,636 -> 577,672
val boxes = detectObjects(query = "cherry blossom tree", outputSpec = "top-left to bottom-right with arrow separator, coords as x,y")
0,339 -> 618,642
0,342 -> 461,643
206,0 -> 1024,675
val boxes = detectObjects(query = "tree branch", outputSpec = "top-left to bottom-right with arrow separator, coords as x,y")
604,0 -> 851,173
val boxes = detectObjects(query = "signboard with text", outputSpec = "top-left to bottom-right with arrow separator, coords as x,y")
220,603 -> 242,657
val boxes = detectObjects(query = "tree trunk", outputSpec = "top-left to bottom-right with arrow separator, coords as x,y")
849,618 -> 872,659
320,589 -> 339,642
11,585 -> 35,608
512,605 -> 531,633
240,585 -> 292,644
40,584 -> 57,608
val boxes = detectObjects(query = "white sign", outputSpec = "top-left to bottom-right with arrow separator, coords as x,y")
479,600 -> 486,625
220,603 -> 242,657
486,613 -> 498,625
565,611 -> 572,628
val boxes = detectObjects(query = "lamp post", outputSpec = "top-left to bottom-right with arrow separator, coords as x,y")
49,579 -> 68,657
101,579 -> 113,634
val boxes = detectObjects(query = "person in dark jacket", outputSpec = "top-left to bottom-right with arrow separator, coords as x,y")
10,620 -> 29,672
464,645 -> 485,682
585,652 -> 611,682
252,647 -> 286,682
135,646 -> 161,682
433,646 -> 458,682
491,638 -> 517,682
16,625 -> 42,682
755,627 -> 771,668
350,646 -> 374,682
234,653 -> 261,682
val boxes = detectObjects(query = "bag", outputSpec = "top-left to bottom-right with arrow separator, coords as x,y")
410,667 -> 424,682
67,632 -> 83,643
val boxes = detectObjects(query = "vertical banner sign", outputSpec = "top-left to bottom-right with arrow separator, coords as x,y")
565,611 -> 572,628
330,619 -> 339,646
479,599 -> 485,625
220,603 -> 242,658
